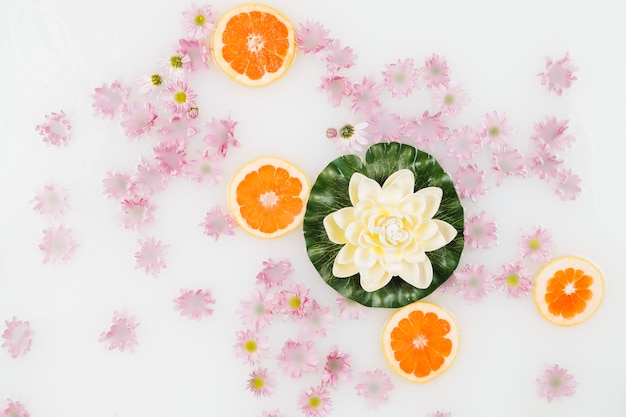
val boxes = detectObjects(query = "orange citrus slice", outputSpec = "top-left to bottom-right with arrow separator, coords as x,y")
534,255 -> 604,326
228,156 -> 309,238
382,302 -> 459,383
212,4 -> 296,86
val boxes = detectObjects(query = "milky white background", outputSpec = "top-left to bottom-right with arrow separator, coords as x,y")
1,0 -> 625,416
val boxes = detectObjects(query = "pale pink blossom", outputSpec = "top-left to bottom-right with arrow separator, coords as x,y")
321,346 -> 352,389
330,122 -> 369,153
300,300 -> 334,339
247,367 -> 276,398
200,206 -> 236,241
2,399 -> 30,417
354,369 -> 394,409
120,101 -> 158,139
153,140 -> 187,176
276,282 -> 312,320
103,171 -> 132,199
464,211 -> 498,249
350,76 -> 383,116
256,258 -> 293,288
518,225 -> 552,263
173,289 -> 215,320
554,169 -> 582,201
405,111 -> 448,149
319,74 -> 352,107
538,52 -> 577,95
176,38 -> 210,71
454,164 -> 489,202
367,110 -> 404,143
2,317 -> 33,358
421,53 -> 450,88
203,116 -> 239,158
182,3 -> 215,40
298,385 -> 332,417
446,125 -> 482,162
35,110 -> 72,146
234,329 -> 269,365
480,111 -> 513,150
120,196 -> 156,229
99,311 -> 139,352
131,158 -> 168,197
493,261 -> 532,298
527,150 -> 564,180
134,236 -> 169,277
336,296 -> 367,320
491,147 -> 527,186
31,183 -> 69,218
137,73 -> 165,95
39,225 -> 77,264
382,58 -> 419,98
295,21 -> 331,55
537,364 -> 577,402
427,411 -> 452,417
277,339 -> 318,378
323,39 -> 357,70
236,289 -> 274,330
161,53 -> 190,82
157,115 -> 200,143
185,151 -> 221,184
432,82 -> 469,117
531,116 -> 575,152
161,80 -> 197,114
92,80 -> 130,119
454,264 -> 493,304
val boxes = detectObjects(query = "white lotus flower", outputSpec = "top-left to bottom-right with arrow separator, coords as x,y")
323,169 -> 457,292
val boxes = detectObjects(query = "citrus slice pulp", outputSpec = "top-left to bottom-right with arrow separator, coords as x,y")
228,156 -> 309,239
534,255 -> 604,326
212,4 -> 296,86
381,302 -> 459,383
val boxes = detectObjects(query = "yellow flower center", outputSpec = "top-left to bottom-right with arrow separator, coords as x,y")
150,74 -> 162,86
251,376 -> 264,389
170,55 -> 183,69
308,396 -> 321,408
444,94 -> 454,105
506,274 -> 520,287
288,296 -> 301,310
488,126 -> 501,137
174,91 -> 187,104
244,340 -> 257,353
339,124 -> 355,140
195,14 -> 206,26
529,238 -> 541,250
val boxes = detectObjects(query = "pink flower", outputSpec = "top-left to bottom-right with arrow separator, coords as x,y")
518,225 -> 552,263
176,38 -> 210,72
350,76 -> 383,116
491,147 -> 527,186
182,3 -> 215,41
256,258 -> 293,288
454,264 -> 493,304
537,364 -> 577,402
120,196 -> 156,229
427,411 -> 452,417
464,211 -> 498,249
493,261 -> 532,298
527,150 -> 563,180
138,73 -> 165,95
200,206 -> 236,241
319,74 -> 353,107
2,400 -> 30,417
35,110 -> 72,146
99,311 -> 139,352
39,225 -> 77,264
531,116 -> 575,152
277,339 -> 318,378
354,369 -> 394,409
295,21 -> 331,55
153,140 -> 187,176
161,80 -> 197,114
405,111 -> 448,149
382,58 -> 419,98
538,52 -> 577,95
236,289 -> 274,330
323,39 -> 357,70
336,296 -> 367,320
454,164 -> 489,202
31,183 -> 69,218
103,171 -> 132,199
330,122 -> 369,153
234,329 -> 269,365
203,116 -> 239,158
92,80 -> 129,119
446,125 -> 482,162
432,82 -> 469,117
298,385 -> 332,417
246,367 -> 276,398
554,169 -> 582,201
2,317 -> 33,358
173,289 -> 215,320
134,236 -> 169,277
120,101 -> 158,139
367,110 -> 404,143
300,300 -> 334,339
276,282 -> 312,320
185,151 -> 221,184
162,53 -> 190,82
480,111 -> 513,150
321,346 -> 352,389
259,411 -> 289,417
157,115 -> 200,143
131,158 -> 168,197
421,53 -> 450,88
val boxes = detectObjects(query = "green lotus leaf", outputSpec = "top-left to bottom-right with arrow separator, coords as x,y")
303,142 -> 464,308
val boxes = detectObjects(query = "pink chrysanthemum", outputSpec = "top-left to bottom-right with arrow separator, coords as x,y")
2,317 -> 33,359
177,38 -> 210,72
554,169 -> 582,201
99,311 -> 139,352
382,58 -> 419,98
336,296 -> 367,320
182,3 -> 215,41
464,211 -> 498,249
300,300 -> 334,339
153,140 -> 187,176
454,264 -> 493,304
367,110 -> 404,143
200,206 -> 236,241
161,53 -> 191,82
518,225 -> 552,263
421,53 -> 450,88
103,171 -> 132,199
161,80 -> 197,114
427,411 -> 452,417
134,236 -> 169,277
185,150 -> 221,184
323,39 -> 357,71
277,339 -> 318,378
350,76 -> 383,116
276,282 -> 312,320
173,289 -> 215,320
92,80 -> 129,119
537,364 -> 577,402
31,183 -> 69,218
236,289 -> 275,330
35,110 -> 72,146
247,367 -> 276,398
454,164 -> 489,202
157,115 -> 200,144
538,52 -> 577,95
446,125 -> 482,162
527,150 -> 564,180
203,116 -> 239,158
298,385 -> 333,417
321,346 -> 352,389
319,74 -> 353,107
39,225 -> 77,264
2,399 -> 30,417
256,258 -> 293,288
138,73 -> 165,95
120,196 -> 156,229
491,147 -> 527,186
432,82 -> 470,117
480,111 -> 513,151
330,122 -> 369,152
295,20 -> 331,55
131,158 -> 168,197
234,329 -> 269,365
354,369 -> 395,409
405,111 -> 448,149
120,101 -> 158,139
531,116 -> 575,152
493,261 -> 533,298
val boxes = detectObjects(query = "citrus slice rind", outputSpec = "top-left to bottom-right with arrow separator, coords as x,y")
533,255 -> 604,326
228,156 -> 310,239
381,302 -> 459,383
212,4 -> 296,87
